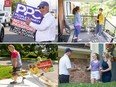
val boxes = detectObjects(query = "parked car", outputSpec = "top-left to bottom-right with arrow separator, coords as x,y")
0,11 -> 11,27
0,23 -> 4,42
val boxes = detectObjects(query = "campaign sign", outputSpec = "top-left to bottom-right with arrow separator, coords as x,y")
13,3 -> 43,24
36,59 -> 54,72
10,3 -> 43,38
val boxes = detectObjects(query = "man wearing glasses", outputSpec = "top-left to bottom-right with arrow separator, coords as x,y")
26,1 -> 56,42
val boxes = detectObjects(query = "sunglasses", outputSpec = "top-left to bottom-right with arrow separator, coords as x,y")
39,7 -> 45,9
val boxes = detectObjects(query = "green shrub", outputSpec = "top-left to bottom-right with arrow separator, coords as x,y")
25,52 -> 37,58
48,52 -> 58,60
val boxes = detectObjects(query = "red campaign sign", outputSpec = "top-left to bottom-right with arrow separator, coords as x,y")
11,18 -> 35,32
36,59 -> 54,72
4,0 -> 12,7
37,59 -> 52,68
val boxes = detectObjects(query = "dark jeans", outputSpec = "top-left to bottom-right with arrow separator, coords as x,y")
59,75 -> 69,83
95,24 -> 103,35
74,25 -> 81,37
12,67 -> 21,76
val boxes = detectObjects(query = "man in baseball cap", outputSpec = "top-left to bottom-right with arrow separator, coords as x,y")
38,1 -> 49,15
26,1 -> 56,42
38,1 -> 49,7
59,48 -> 79,83
65,48 -> 72,53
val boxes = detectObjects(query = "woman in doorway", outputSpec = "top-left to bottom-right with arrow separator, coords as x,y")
72,6 -> 82,42
87,53 -> 101,84
101,52 -> 112,82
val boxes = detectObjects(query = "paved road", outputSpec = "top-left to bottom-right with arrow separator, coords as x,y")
3,26 -> 35,42
3,25 -> 58,42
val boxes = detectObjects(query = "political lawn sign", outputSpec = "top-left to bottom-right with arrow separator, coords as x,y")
36,59 -> 54,72
10,3 -> 43,38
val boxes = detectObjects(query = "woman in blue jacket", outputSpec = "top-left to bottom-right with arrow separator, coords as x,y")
72,6 -> 82,42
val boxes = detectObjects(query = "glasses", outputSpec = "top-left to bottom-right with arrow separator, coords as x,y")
39,7 -> 45,9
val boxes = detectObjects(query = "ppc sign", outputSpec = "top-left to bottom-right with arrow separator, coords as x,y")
36,59 -> 54,72
13,3 -> 43,24
10,3 -> 43,38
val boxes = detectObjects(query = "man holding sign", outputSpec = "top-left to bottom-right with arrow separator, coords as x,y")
26,1 -> 56,42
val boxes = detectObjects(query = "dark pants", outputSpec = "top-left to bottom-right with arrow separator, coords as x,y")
12,67 -> 21,76
102,74 -> 112,83
59,75 -> 69,83
95,24 -> 103,35
74,25 -> 81,37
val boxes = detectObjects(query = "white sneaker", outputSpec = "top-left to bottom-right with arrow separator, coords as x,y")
73,37 -> 78,39
77,39 -> 82,41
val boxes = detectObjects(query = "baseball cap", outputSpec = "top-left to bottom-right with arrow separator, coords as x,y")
38,1 -> 49,7
65,48 -> 72,53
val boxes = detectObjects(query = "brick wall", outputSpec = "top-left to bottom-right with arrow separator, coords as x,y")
70,58 -> 90,83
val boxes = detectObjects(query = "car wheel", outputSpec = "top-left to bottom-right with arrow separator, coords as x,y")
0,28 -> 4,42
3,20 -> 7,27
8,23 -> 11,26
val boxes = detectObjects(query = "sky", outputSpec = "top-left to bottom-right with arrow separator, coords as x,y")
24,0 -> 58,11
24,0 -> 41,7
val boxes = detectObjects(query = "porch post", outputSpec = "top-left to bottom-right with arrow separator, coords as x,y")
58,0 -> 65,34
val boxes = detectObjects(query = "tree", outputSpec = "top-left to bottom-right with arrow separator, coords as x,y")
12,0 -> 26,13
0,44 -> 58,60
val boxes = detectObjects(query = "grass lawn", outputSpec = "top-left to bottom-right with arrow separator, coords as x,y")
0,65 -> 12,80
59,82 -> 116,87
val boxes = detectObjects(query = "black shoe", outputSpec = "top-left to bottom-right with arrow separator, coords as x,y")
10,81 -> 17,84
23,77 -> 26,79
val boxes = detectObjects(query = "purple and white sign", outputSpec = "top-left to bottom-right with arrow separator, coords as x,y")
10,3 -> 43,38
12,3 -> 43,24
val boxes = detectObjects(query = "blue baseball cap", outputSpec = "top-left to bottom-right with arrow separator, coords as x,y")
65,48 -> 72,53
38,1 -> 49,7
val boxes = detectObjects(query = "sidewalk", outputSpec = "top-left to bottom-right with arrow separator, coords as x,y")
0,60 -> 58,87
0,75 -> 47,87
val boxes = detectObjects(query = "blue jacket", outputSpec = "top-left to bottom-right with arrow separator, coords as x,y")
74,13 -> 82,26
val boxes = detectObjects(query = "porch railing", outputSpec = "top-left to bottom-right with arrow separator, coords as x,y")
66,15 -> 116,35
103,18 -> 116,37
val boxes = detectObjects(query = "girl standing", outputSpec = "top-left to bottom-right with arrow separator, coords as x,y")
87,53 -> 101,84
72,6 -> 82,42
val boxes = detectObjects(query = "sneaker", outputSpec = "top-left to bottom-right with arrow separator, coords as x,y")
94,34 -> 97,37
77,39 -> 82,41
10,81 -> 17,84
73,37 -> 78,39
23,77 -> 26,79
